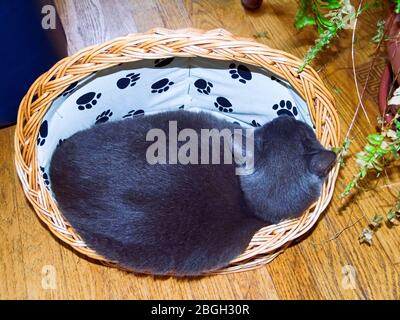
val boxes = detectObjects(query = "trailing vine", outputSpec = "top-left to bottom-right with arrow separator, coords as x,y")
295,0 -> 358,71
294,0 -> 400,244
343,110 -> 400,244
294,0 -> 400,71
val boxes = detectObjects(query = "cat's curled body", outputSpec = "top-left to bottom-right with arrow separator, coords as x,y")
50,110 -> 336,276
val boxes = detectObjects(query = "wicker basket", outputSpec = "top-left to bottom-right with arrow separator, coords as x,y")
14,28 -> 340,274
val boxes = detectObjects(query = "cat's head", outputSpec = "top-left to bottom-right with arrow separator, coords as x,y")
237,115 -> 336,224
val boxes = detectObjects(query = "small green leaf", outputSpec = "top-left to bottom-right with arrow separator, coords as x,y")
376,147 -> 388,156
387,210 -> 398,224
320,1 -> 341,10
370,214 -> 384,229
316,15 -> 336,32
367,134 -> 384,146
294,0 -> 314,31
341,179 -> 356,198
356,152 -> 369,162
395,0 -> 400,14
295,16 -> 316,30
371,19 -> 385,44
343,138 -> 351,149
372,160 -> 384,172
360,167 -> 367,179
364,144 -> 376,154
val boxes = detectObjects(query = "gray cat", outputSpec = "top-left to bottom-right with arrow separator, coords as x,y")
49,110 -> 336,276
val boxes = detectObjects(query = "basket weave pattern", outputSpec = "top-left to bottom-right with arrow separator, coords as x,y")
14,28 -> 340,274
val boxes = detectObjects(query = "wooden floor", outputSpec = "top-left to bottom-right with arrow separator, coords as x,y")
1,0 -> 400,299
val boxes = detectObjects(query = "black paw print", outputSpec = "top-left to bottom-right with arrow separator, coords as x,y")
37,120 -> 48,146
214,97 -> 233,113
95,109 -> 113,124
62,81 -> 79,96
117,73 -> 141,89
272,100 -> 298,117
40,166 -> 50,188
123,109 -> 145,119
58,138 -> 66,146
154,58 -> 175,67
151,78 -> 174,93
229,63 -> 252,84
251,120 -> 261,127
194,79 -> 213,95
76,92 -> 102,110
270,75 -> 284,85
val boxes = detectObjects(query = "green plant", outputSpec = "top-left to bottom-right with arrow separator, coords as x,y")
294,1 -> 400,71
371,18 -> 385,43
295,0 -> 358,71
342,109 -> 400,243
395,0 -> 400,13
332,137 -> 351,166
291,0 -> 400,243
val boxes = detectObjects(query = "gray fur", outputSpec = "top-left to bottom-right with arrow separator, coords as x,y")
49,110 -> 335,276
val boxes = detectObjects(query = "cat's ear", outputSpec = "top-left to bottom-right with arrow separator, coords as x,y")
307,150 -> 337,177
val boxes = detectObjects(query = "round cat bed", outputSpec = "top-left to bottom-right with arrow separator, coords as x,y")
15,28 -> 340,274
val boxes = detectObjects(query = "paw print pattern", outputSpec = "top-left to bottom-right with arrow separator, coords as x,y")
214,97 -> 233,113
154,58 -> 175,67
76,92 -> 102,110
95,109 -> 113,124
37,120 -> 48,146
151,78 -> 174,93
272,100 -> 298,117
194,79 -> 213,95
270,75 -> 284,85
229,63 -> 252,84
62,81 -> 79,96
123,109 -> 145,119
58,138 -> 66,146
40,166 -> 50,188
117,73 -> 141,89
251,120 -> 261,127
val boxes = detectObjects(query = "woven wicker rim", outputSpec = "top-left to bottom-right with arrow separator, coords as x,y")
14,28 -> 340,274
